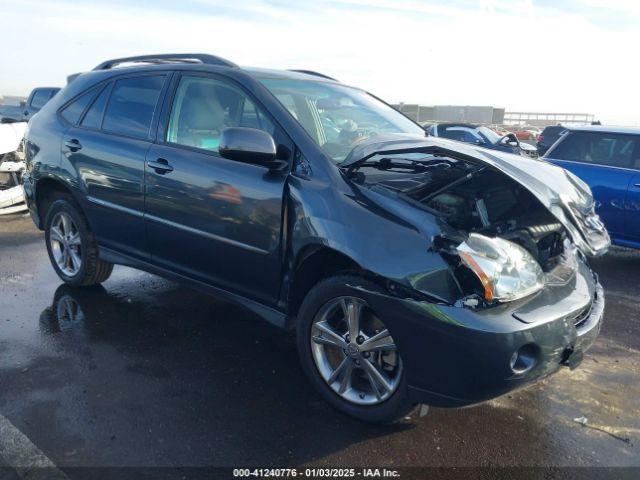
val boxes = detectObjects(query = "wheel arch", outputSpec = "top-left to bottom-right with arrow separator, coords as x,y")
35,176 -> 82,229
286,245 -> 381,328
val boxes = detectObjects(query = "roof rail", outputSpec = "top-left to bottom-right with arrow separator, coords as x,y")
288,69 -> 337,81
92,53 -> 237,71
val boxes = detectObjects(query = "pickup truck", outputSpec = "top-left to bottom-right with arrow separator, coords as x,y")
0,87 -> 60,123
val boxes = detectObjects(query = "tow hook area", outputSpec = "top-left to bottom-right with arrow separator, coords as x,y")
561,346 -> 584,370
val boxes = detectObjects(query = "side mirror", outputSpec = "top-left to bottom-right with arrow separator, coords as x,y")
219,127 -> 280,168
499,133 -> 519,146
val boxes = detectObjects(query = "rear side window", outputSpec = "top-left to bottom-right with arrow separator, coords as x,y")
60,88 -> 97,125
551,131 -> 640,169
30,89 -> 52,109
102,75 -> 165,139
81,84 -> 111,129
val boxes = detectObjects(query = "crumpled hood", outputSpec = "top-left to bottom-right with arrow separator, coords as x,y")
343,135 -> 610,257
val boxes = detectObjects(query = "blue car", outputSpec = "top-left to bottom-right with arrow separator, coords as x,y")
426,123 -> 538,158
544,125 -> 640,249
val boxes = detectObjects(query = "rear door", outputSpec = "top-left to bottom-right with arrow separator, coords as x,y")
144,73 -> 292,305
62,73 -> 169,259
546,131 -> 639,242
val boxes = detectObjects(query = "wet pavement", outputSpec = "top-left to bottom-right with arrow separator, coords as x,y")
1,214 -> 639,473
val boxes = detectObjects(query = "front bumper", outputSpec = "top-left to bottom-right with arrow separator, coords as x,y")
520,148 -> 539,159
346,257 -> 604,407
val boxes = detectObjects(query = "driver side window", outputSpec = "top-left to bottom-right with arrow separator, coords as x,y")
167,76 -> 275,152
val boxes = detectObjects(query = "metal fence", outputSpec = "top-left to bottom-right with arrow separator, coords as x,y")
503,112 -> 595,127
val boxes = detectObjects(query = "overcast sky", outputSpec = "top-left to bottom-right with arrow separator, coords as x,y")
1,0 -> 639,124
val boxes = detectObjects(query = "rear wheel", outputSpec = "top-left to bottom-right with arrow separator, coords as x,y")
297,275 -> 415,423
44,198 -> 113,286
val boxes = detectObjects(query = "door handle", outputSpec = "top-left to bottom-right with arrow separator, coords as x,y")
634,183 -> 640,188
64,138 -> 82,151
147,158 -> 174,174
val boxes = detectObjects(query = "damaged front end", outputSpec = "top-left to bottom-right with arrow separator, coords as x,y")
337,137 -> 608,405
0,122 -> 28,215
342,136 -> 609,308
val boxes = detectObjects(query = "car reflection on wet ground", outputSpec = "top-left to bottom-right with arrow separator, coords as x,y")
0,214 -> 639,470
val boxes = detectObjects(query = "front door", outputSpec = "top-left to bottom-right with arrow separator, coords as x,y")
144,73 -> 291,305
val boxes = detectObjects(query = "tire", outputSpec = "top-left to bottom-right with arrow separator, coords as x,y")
297,275 -> 416,423
40,284 -> 108,335
44,198 -> 113,286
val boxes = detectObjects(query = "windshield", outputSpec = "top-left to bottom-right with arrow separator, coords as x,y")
259,78 -> 425,163
477,126 -> 501,144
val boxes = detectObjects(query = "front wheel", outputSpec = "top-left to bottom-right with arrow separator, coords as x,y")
297,275 -> 415,423
44,198 -> 113,286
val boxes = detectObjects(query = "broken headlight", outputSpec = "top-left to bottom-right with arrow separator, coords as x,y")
457,233 -> 545,302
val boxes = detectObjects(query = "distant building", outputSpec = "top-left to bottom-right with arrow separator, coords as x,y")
0,95 -> 27,106
392,102 -> 596,127
392,104 -> 505,125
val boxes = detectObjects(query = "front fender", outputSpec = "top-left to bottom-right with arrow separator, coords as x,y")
287,176 -> 460,303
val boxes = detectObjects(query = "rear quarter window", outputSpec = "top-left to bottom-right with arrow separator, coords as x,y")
81,84 -> 111,129
59,88 -> 98,125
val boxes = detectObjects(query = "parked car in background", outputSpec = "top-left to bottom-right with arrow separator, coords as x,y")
537,125 -> 566,156
426,123 -> 537,157
24,53 -> 608,422
0,87 -> 60,123
544,125 -> 640,249
518,141 -> 539,158
513,126 -> 540,141
0,97 -> 26,124
489,125 -> 510,137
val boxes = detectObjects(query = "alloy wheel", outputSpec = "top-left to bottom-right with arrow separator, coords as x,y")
56,295 -> 84,330
310,296 -> 403,405
50,212 -> 83,277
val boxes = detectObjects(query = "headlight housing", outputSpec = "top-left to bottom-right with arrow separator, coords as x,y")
457,233 -> 545,302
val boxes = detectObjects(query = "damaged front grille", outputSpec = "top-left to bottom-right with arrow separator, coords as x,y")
572,300 -> 593,328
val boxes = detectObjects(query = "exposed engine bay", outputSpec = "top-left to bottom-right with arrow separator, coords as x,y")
350,153 -> 572,303
417,167 -> 565,268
